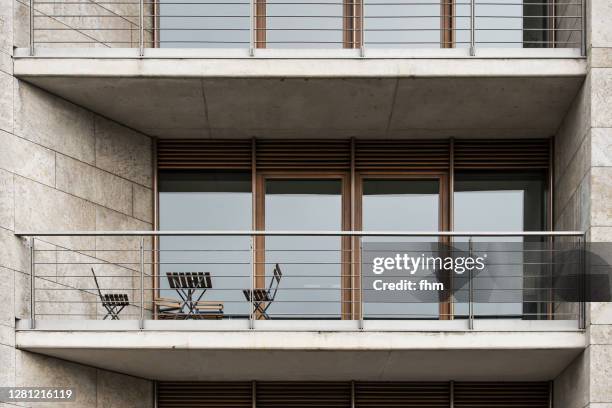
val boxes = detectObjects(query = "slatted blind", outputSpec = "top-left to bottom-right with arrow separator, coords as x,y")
157,139 -> 252,170
256,382 -> 351,408
255,140 -> 351,170
454,139 -> 550,170
454,382 -> 550,408
355,382 -> 450,407
354,140 -> 451,170
157,139 -> 550,171
157,382 -> 550,408
157,382 -> 252,408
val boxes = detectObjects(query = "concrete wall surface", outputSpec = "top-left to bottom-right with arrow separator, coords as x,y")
554,0 -> 612,406
1,0 -> 155,405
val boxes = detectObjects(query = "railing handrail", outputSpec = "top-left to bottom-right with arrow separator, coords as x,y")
27,0 -> 584,54
16,230 -> 585,237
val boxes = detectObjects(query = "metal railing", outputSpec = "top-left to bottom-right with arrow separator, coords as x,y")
18,230 -> 586,329
25,0 -> 586,55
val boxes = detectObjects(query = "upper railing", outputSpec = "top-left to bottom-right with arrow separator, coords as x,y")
17,230 -> 586,330
26,0 -> 586,56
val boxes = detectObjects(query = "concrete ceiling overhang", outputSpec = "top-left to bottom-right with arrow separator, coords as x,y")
13,54 -> 587,139
16,325 -> 586,381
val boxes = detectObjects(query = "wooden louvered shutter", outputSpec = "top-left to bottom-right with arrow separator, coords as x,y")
157,382 -> 253,408
355,382 -> 450,408
355,140 -> 450,171
454,382 -> 550,408
157,140 -> 253,170
256,382 -> 352,408
453,139 -> 550,170
156,382 -> 551,407
255,140 -> 351,171
156,139 -> 549,172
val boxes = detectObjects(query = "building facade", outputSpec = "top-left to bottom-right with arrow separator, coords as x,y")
0,0 -> 611,406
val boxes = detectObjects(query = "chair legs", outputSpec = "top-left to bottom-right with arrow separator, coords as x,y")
252,301 -> 271,320
102,304 -> 126,320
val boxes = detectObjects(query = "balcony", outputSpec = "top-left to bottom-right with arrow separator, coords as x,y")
12,0 -> 588,139
22,0 -> 586,55
15,229 -> 588,326
13,230 -> 587,380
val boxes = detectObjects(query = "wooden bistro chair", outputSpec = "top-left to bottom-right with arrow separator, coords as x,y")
90,268 -> 129,320
243,264 -> 282,320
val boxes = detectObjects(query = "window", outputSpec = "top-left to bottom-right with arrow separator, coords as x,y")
155,139 -> 552,320
453,171 -> 548,319
262,177 -> 346,319
360,177 -> 443,319
159,171 -> 252,317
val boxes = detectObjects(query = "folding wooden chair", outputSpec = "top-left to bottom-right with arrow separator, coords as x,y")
243,263 -> 282,320
91,268 -> 129,320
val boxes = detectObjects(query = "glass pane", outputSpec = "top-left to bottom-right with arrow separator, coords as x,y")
265,179 -> 343,319
475,0 -> 522,47
159,171 -> 252,317
266,0 -> 344,48
362,179 -> 440,319
364,0 -> 441,48
453,171 -> 547,319
159,0 -> 250,48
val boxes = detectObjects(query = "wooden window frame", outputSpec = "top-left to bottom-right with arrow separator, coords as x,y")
251,0 -> 455,49
354,171 -> 451,320
441,0 -> 455,48
154,138 -> 553,321
255,171 -> 352,319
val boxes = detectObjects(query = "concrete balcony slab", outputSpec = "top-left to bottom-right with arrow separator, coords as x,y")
12,50 -> 587,139
15,319 -> 586,381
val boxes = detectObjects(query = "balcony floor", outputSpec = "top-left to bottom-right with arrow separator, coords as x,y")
16,319 -> 585,381
13,48 -> 587,139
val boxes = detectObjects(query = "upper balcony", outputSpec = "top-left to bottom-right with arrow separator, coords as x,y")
20,0 -> 586,57
11,0 -> 589,140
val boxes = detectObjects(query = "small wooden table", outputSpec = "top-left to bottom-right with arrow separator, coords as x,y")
166,272 -> 212,316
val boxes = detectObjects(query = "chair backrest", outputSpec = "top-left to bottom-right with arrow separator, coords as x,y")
267,264 -> 282,301
90,268 -> 105,301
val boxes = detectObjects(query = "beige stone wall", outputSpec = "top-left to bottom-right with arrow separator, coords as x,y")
554,1 -> 612,406
587,0 -> 612,406
12,0 -> 154,48
1,0 -> 155,403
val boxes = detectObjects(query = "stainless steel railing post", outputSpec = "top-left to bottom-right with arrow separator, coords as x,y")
469,0 -> 475,56
139,0 -> 145,56
580,0 -> 586,57
250,235 -> 255,329
249,0 -> 255,56
468,237 -> 474,330
358,237 -> 364,330
578,234 -> 586,329
29,0 -> 34,56
140,236 -> 145,329
30,237 -> 35,329
360,0 -> 365,57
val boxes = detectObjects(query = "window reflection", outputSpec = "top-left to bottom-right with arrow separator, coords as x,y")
159,0 -> 250,48
266,0 -> 344,48
453,171 -> 547,319
159,171 -> 252,317
155,0 -> 553,49
362,179 -> 441,319
264,179 -> 343,319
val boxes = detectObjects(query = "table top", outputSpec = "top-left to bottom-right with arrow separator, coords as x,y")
166,271 -> 212,289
